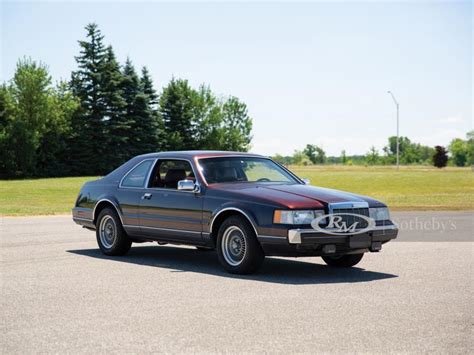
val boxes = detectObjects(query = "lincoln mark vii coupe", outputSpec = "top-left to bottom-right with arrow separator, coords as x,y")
72,151 -> 398,274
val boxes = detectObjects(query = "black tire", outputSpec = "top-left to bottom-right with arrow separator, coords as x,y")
322,253 -> 364,268
196,246 -> 213,251
216,216 -> 265,274
96,207 -> 132,256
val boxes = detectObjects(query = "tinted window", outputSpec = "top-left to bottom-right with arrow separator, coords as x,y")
149,160 -> 195,189
121,160 -> 153,188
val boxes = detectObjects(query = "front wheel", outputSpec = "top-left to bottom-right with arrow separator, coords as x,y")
322,253 -> 364,268
216,216 -> 264,274
96,208 -> 132,256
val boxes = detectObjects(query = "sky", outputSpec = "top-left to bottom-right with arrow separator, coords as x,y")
1,0 -> 472,156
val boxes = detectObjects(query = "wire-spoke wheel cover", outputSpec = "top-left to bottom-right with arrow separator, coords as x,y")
99,215 -> 116,248
221,225 -> 247,266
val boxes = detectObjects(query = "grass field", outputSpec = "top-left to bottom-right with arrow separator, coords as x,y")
0,176 -> 100,216
0,166 -> 473,216
291,165 -> 474,211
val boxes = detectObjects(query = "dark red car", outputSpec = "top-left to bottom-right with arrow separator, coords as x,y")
73,151 -> 398,274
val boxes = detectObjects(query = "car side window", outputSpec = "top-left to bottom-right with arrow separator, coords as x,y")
121,160 -> 154,188
149,159 -> 194,189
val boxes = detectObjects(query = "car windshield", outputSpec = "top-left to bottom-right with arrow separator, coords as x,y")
198,157 -> 299,184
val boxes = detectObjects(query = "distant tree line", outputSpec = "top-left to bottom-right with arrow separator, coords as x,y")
1,23 -> 472,178
273,133 -> 474,168
0,23 -> 252,178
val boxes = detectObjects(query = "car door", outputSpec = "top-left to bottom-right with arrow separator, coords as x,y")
138,159 -> 204,243
116,158 -> 156,236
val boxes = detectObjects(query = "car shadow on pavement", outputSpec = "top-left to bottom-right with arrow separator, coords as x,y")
67,245 -> 398,285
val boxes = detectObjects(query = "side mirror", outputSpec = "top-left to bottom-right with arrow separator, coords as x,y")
177,179 -> 200,192
302,178 -> 311,185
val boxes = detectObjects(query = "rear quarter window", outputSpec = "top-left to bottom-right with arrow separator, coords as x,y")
121,160 -> 154,188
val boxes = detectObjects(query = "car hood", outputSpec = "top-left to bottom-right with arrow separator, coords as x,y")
211,183 -> 385,209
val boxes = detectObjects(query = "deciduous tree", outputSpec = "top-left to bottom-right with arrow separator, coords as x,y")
160,78 -> 199,150
448,138 -> 468,167
0,60 -> 78,178
0,83 -> 16,176
36,81 -> 78,176
466,131 -> 474,166
366,146 -> 380,165
221,96 -> 252,152
303,144 -> 326,164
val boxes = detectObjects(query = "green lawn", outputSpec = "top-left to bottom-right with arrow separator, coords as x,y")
290,165 -> 474,211
0,176 -> 99,216
1,166 -> 473,216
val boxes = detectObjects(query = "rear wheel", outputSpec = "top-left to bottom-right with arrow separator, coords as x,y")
322,253 -> 364,268
96,208 -> 132,256
216,216 -> 264,274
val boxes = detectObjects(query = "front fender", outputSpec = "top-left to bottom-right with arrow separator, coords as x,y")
209,203 -> 260,235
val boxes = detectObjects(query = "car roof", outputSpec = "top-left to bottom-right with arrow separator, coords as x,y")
138,150 -> 266,160
102,151 -> 270,183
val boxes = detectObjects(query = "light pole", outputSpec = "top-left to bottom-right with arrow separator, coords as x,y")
387,91 -> 400,170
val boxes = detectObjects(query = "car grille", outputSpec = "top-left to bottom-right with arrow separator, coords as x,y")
331,208 -> 370,229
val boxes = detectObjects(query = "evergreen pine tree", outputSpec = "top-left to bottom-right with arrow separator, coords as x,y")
138,67 -> 161,153
69,23 -> 109,175
140,67 -> 158,108
122,58 -> 141,105
120,60 -> 160,156
133,92 -> 160,154
433,145 -> 448,168
101,47 -> 128,170
120,58 -> 141,157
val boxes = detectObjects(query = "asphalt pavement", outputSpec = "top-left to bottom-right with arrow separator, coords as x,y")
1,212 -> 472,353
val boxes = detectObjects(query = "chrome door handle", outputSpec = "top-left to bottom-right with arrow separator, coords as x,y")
142,193 -> 152,200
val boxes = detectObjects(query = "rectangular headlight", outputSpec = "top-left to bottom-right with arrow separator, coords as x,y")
273,210 -> 324,225
369,207 -> 390,221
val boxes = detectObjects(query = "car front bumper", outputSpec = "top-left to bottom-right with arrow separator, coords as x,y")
257,224 -> 398,257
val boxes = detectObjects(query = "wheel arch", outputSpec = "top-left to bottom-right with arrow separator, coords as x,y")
93,198 -> 124,226
210,207 -> 259,245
